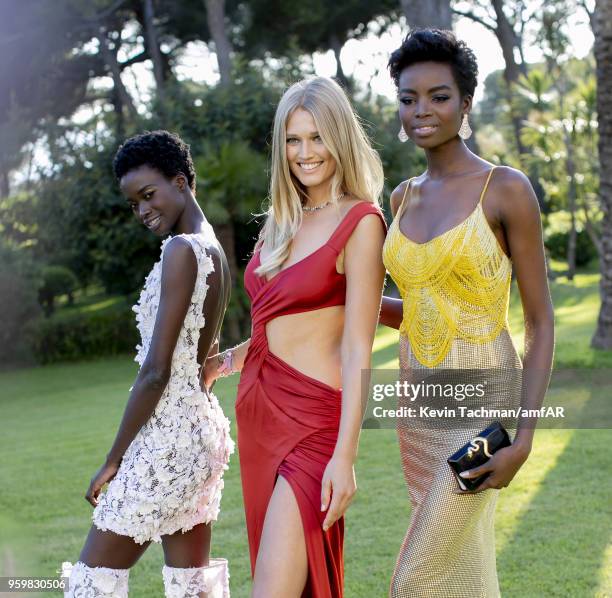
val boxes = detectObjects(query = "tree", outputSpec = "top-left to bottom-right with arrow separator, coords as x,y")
96,26 -> 139,124
591,0 -> 612,349
242,0 -> 398,90
400,0 -> 453,29
142,0 -> 166,97
537,4 -> 582,279
519,69 -> 600,273
0,1 -> 104,196
453,0 -> 530,155
204,0 -> 234,86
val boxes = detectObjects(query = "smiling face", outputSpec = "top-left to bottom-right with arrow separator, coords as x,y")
398,61 -> 471,149
285,107 -> 337,200
119,165 -> 187,236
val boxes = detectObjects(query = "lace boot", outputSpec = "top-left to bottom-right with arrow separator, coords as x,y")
162,558 -> 229,598
62,561 -> 129,597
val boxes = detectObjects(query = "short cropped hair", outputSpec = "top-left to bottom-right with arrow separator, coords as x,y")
388,28 -> 478,97
113,130 -> 196,191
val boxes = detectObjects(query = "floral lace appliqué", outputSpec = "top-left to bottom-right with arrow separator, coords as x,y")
92,226 -> 235,544
162,559 -> 229,598
64,561 -> 129,597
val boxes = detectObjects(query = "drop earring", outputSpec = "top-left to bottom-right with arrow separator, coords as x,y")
398,125 -> 409,143
458,114 -> 472,140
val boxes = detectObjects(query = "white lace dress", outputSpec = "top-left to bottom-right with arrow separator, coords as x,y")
92,226 -> 234,544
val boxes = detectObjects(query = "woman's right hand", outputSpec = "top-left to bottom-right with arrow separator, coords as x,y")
203,353 -> 222,390
85,460 -> 119,507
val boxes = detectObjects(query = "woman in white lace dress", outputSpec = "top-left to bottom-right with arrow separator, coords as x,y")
63,131 -> 234,598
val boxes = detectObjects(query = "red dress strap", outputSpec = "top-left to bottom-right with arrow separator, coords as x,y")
327,202 -> 387,254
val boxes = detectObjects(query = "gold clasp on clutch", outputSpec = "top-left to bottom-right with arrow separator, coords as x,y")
467,437 -> 492,458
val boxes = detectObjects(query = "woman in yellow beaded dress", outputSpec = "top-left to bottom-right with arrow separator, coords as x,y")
379,29 -> 554,597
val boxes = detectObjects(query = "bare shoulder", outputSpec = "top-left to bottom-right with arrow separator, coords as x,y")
490,166 -> 540,220
491,166 -> 538,205
160,237 -> 198,291
346,211 -> 386,253
163,236 -> 197,266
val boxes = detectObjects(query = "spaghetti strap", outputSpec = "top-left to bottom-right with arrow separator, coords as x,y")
478,167 -> 497,206
397,178 -> 415,220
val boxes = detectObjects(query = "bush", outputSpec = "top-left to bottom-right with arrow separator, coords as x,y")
0,243 -> 41,366
26,301 -> 138,364
545,229 -> 598,267
39,265 -> 78,315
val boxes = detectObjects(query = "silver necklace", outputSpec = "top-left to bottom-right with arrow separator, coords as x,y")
302,192 -> 346,214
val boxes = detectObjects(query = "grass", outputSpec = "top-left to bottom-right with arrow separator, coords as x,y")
1,270 -> 611,597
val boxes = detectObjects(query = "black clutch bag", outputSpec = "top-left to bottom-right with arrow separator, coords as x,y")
447,421 -> 511,491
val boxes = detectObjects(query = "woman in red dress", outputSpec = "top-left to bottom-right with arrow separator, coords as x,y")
206,76 -> 386,597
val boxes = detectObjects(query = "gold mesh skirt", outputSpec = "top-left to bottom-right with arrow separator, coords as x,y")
390,331 -> 521,598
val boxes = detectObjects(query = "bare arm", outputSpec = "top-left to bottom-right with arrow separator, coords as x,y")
460,168 -> 554,493
500,169 -> 555,451
224,338 -> 251,372
379,181 -> 409,330
204,338 -> 251,388
321,213 -> 386,530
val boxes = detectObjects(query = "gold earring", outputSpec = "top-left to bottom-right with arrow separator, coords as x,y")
458,114 -> 472,140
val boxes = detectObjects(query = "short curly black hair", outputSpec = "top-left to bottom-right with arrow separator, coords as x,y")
113,130 -> 196,192
388,29 -> 478,98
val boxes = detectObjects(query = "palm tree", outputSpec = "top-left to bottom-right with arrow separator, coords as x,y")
592,0 -> 612,349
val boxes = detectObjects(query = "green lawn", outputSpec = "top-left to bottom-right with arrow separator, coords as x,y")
1,271 -> 611,597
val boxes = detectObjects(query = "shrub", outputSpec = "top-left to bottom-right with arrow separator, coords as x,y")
39,265 -> 78,316
545,229 -> 598,267
26,301 -> 138,364
0,243 -> 41,366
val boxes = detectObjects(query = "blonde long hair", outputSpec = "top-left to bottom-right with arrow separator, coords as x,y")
255,77 -> 384,276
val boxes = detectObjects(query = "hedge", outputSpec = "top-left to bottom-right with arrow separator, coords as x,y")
26,301 -> 139,364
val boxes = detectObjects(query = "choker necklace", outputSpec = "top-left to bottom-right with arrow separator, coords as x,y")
302,192 -> 346,214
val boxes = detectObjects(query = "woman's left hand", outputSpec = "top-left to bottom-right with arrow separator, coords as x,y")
85,461 -> 120,507
455,444 -> 530,494
320,455 -> 356,532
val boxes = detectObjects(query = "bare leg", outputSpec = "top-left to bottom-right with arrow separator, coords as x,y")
162,523 -> 211,567
251,475 -> 308,598
64,527 -> 149,597
79,526 -> 150,568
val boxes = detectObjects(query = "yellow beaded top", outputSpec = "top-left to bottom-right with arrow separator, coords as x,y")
383,167 -> 512,367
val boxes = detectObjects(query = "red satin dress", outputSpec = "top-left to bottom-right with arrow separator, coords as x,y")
235,202 -> 386,597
